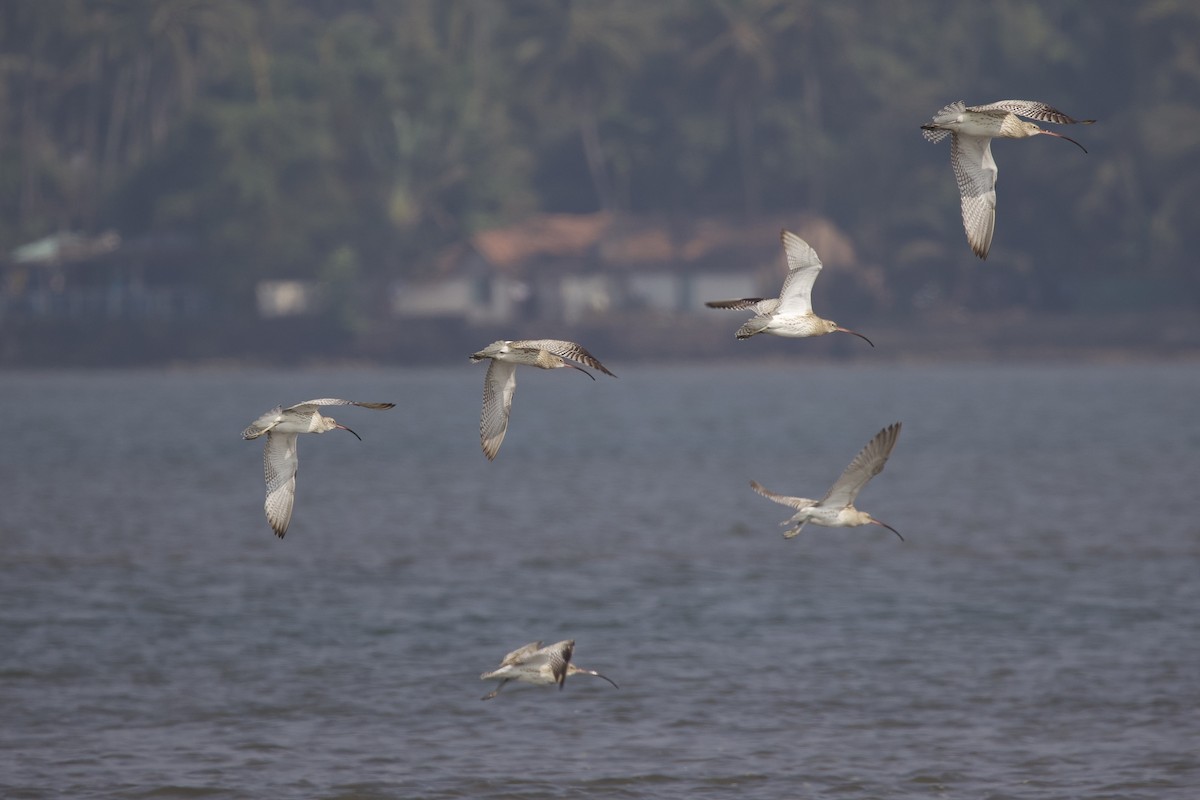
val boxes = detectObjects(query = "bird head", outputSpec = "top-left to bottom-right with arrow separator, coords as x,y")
1025,122 -> 1088,153
320,416 -> 361,440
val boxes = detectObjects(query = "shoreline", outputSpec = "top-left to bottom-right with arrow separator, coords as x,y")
1,308 -> 1197,369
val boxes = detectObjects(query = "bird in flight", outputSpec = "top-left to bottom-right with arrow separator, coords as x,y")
242,398 -> 394,537
480,639 -> 619,700
706,229 -> 873,345
469,339 -> 616,460
750,422 -> 904,541
921,100 -> 1094,259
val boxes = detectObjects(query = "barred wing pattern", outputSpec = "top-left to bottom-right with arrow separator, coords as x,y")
821,423 -> 902,509
480,360 -> 519,461
509,340 -> 617,377
920,101 -> 964,143
968,100 -> 1095,126
749,481 -> 814,511
262,433 -> 300,538
949,133 -> 998,260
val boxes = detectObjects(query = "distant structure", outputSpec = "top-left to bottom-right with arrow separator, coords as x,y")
391,212 -> 886,325
2,230 -> 209,321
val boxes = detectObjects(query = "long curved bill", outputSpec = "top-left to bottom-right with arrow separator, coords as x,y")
567,363 -> 596,381
1043,130 -> 1088,154
837,327 -> 875,348
872,518 -> 904,542
335,424 -> 363,441
578,668 -> 619,689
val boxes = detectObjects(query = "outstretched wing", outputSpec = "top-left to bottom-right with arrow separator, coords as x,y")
286,399 -> 395,412
967,100 -> 1095,126
705,297 -> 766,310
498,641 -> 544,667
776,265 -> 822,316
821,423 -> 901,509
750,480 -> 814,511
510,340 -> 616,377
949,133 -> 998,259
775,231 -> 823,315
480,360 -> 518,460
245,399 -> 393,439
262,432 -> 300,538
543,640 -> 575,689
779,230 -> 822,272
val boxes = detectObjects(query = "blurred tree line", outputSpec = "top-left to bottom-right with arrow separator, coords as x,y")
2,0 -> 1199,314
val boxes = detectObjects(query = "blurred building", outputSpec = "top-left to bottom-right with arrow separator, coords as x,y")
391,211 -> 869,325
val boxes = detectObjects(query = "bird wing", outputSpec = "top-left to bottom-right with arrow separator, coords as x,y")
776,265 -> 822,316
246,399 -> 392,438
967,100 -> 1094,126
510,340 -> 616,377
494,641 -> 565,679
775,230 -> 823,315
750,480 -> 814,510
286,399 -> 395,412
949,133 -> 998,259
705,297 -> 766,310
779,230 -> 822,272
262,432 -> 300,538
480,359 -> 518,460
820,423 -> 901,509
498,641 -> 544,667
543,640 -> 575,688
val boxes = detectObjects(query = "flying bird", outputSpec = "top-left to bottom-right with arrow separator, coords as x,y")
705,229 -> 873,345
750,422 -> 903,541
480,639 -> 618,700
242,398 -> 395,537
469,339 -> 616,460
921,100 -> 1095,259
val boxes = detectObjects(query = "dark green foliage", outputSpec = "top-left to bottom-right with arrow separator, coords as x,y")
3,0 -> 1199,309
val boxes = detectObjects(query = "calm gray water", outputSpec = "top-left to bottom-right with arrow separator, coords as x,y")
1,362 -> 1197,799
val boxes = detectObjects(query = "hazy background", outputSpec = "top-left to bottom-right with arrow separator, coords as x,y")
2,6 -> 1198,797
1,0 -> 1198,364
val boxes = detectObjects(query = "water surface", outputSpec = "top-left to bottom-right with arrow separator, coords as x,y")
1,363 -> 1197,798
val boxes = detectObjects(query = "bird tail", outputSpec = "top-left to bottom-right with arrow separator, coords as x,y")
921,126 -> 951,144
735,316 -> 771,339
921,101 -> 964,143
782,521 -> 809,539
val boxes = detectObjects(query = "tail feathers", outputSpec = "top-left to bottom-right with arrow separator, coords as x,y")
921,102 -> 963,143
782,521 -> 809,539
921,126 -> 951,143
735,316 -> 771,339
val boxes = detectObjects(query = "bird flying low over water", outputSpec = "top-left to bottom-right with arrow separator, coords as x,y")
480,639 -> 619,700
242,398 -> 395,537
469,339 -> 616,461
921,100 -> 1095,259
705,229 -> 873,346
750,422 -> 903,541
